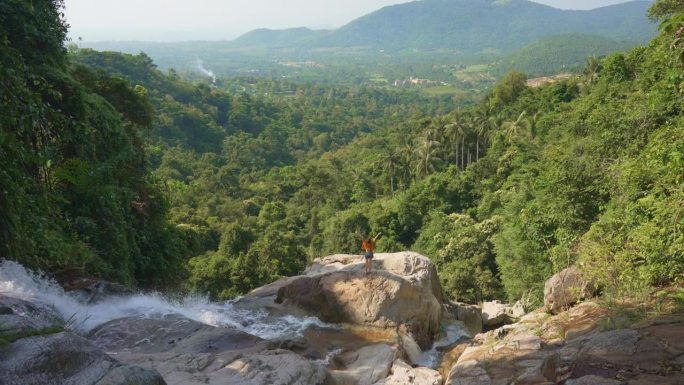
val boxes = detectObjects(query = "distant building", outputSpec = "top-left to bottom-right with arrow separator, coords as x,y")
526,73 -> 574,88
394,76 -> 437,87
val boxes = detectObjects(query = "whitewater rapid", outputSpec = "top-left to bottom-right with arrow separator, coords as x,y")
0,260 -> 330,339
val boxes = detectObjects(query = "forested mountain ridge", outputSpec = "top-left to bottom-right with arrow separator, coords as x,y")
231,27 -> 329,48
233,0 -> 655,52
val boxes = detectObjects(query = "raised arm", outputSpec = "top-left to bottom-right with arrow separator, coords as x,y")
373,232 -> 383,241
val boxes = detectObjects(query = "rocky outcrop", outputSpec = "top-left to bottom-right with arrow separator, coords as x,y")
65,280 -> 133,304
329,343 -> 398,385
90,314 -> 326,385
0,331 -> 166,385
0,295 -> 63,334
90,314 -> 265,354
445,301 -> 483,336
219,349 -> 327,385
565,375 -> 625,385
276,252 -> 444,348
445,330 -> 556,385
481,300 -> 509,327
379,359 -> 443,385
544,266 -> 593,314
480,300 -> 526,328
0,297 -> 164,385
9,254 -> 682,385
445,301 -> 684,385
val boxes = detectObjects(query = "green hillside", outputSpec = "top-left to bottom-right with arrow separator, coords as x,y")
311,0 -> 655,52
495,33 -> 637,76
232,27 -> 329,48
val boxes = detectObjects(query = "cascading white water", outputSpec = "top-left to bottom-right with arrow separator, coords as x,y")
0,260 -> 330,339
417,321 -> 472,368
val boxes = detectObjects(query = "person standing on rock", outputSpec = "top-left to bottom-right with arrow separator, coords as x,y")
362,233 -> 382,274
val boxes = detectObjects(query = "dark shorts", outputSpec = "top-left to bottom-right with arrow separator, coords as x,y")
364,251 -> 374,259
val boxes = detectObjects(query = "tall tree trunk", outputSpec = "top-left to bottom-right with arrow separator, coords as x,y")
461,137 -> 465,171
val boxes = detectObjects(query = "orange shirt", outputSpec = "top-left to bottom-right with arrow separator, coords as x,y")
362,239 -> 376,252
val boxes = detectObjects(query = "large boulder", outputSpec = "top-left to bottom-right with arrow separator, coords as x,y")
481,300 -> 508,327
276,252 -> 444,348
328,343 -> 398,385
445,301 -> 483,336
0,296 -> 164,385
379,359 -> 442,385
217,349 -> 327,385
544,266 -> 593,314
480,300 -> 526,328
0,331 -> 165,385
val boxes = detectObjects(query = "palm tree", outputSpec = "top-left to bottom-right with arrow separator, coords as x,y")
445,116 -> 470,170
584,55 -> 602,84
502,111 -> 531,143
397,142 -> 415,190
380,148 -> 400,196
471,108 -> 491,162
413,133 -> 442,179
529,110 -> 541,139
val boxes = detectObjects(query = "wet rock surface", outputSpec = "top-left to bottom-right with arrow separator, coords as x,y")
66,280 -> 133,304
0,295 -> 63,333
445,301 -> 483,336
90,314 -> 328,385
90,314 -> 265,354
0,331 -> 164,385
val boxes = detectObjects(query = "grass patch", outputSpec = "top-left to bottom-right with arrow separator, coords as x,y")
596,284 -> 684,331
460,64 -> 490,73
0,326 -> 64,347
421,86 -> 463,96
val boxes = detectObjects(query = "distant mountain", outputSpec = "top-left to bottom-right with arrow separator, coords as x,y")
233,0 -> 655,53
495,33 -> 637,76
232,27 -> 329,48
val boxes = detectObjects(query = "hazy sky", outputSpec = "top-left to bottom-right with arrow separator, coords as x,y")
64,0 -> 638,41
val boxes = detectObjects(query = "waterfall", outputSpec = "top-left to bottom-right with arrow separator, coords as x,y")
0,259 -> 329,339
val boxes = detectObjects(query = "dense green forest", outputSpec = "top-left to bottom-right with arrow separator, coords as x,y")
494,34 -> 636,77
0,0 -> 188,287
1,0 -> 683,307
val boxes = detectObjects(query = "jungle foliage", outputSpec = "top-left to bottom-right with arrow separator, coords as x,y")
2,0 -> 683,306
